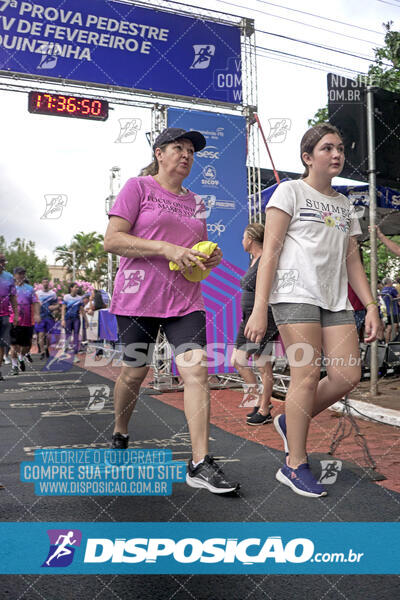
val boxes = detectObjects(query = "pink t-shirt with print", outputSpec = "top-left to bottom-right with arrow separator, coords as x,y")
108,176 -> 208,318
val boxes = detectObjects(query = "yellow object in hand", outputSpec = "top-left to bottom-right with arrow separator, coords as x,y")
169,241 -> 218,282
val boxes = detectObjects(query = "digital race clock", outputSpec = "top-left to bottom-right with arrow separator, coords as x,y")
28,91 -> 109,121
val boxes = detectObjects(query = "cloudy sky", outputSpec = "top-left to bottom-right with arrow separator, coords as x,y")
0,0 -> 398,265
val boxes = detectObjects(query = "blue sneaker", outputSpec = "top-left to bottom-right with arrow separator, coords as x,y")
276,463 -> 327,498
274,414 -> 288,454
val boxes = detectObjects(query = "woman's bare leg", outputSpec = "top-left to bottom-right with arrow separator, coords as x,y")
313,323 -> 361,417
277,323 -> 322,469
176,349 -> 210,463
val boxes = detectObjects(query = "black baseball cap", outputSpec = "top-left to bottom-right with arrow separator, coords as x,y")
13,266 -> 26,274
153,128 -> 206,152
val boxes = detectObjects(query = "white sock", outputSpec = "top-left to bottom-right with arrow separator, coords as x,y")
121,433 -> 129,438
11,358 -> 18,367
192,458 -> 204,468
18,354 -> 23,361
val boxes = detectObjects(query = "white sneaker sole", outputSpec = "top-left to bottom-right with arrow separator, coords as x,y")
275,468 -> 327,498
273,415 -> 289,454
186,473 -> 238,494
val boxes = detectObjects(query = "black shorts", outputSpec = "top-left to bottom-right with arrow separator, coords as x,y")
235,309 -> 278,356
10,326 -> 34,347
116,311 -> 207,365
387,314 -> 400,325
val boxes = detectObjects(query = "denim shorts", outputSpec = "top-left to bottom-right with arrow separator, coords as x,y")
271,303 -> 355,328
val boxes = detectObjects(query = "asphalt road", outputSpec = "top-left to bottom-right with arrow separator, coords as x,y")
0,357 -> 398,599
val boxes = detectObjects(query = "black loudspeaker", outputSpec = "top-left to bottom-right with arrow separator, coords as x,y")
386,342 -> 400,367
327,74 -> 400,188
363,344 -> 387,369
374,88 -> 400,188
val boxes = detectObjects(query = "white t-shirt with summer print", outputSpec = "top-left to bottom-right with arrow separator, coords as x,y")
266,179 -> 362,311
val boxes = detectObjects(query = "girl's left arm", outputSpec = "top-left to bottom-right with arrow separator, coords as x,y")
346,236 -> 381,342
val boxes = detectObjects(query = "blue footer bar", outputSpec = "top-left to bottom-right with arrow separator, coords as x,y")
0,522 -> 398,574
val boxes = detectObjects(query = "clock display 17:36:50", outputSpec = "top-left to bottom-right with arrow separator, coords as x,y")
28,91 -> 109,121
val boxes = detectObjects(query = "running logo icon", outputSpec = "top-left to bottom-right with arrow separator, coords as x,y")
115,118 -> 142,143
86,385 -> 110,411
194,195 -> 216,219
42,529 -> 82,567
41,194 -> 67,220
267,119 -> 292,143
190,45 -> 215,69
319,460 -> 342,484
121,270 -> 145,294
274,269 -> 299,294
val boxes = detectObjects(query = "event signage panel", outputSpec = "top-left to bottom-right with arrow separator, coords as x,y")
167,107 -> 248,373
167,107 -> 248,271
0,0 -> 243,104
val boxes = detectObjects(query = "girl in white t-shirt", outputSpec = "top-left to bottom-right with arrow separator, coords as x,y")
245,123 -> 381,498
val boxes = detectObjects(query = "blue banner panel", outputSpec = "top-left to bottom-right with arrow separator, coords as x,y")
0,0 -> 242,103
0,522 -> 398,574
167,108 -> 249,373
167,108 -> 248,271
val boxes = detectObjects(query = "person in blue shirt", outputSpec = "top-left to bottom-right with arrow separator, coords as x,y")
380,277 -> 400,342
35,278 -> 58,359
61,283 -> 85,362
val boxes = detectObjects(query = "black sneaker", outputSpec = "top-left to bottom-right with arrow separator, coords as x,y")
40,352 -> 45,360
111,432 -> 129,449
25,353 -> 33,363
247,412 -> 273,426
0,374 -> 4,381
11,366 -> 19,376
186,455 -> 240,494
247,402 -> 273,419
18,359 -> 26,372
246,406 -> 259,418
45,348 -> 50,358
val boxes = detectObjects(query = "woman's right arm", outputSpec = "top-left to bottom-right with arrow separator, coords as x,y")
244,208 -> 291,343
376,226 -> 400,257
104,216 -> 209,271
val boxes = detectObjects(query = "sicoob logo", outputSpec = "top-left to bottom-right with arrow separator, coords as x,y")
42,529 -> 82,567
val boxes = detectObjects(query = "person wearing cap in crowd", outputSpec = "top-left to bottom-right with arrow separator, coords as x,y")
0,254 -> 18,381
35,278 -> 59,359
9,267 -> 40,375
104,127 -> 239,494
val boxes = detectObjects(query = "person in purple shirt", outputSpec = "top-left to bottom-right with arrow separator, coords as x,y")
380,277 -> 400,342
104,127 -> 239,494
35,278 -> 58,359
0,254 -> 18,381
61,282 -> 85,362
9,267 -> 40,375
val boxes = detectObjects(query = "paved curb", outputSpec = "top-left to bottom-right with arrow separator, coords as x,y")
329,398 -> 400,428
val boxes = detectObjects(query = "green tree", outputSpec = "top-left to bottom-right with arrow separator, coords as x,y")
55,231 -> 107,286
307,107 -> 328,128
0,237 -> 50,283
364,21 -> 400,93
309,21 -> 400,125
361,236 -> 400,280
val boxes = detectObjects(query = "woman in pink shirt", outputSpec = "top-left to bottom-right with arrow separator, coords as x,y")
104,127 -> 239,494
